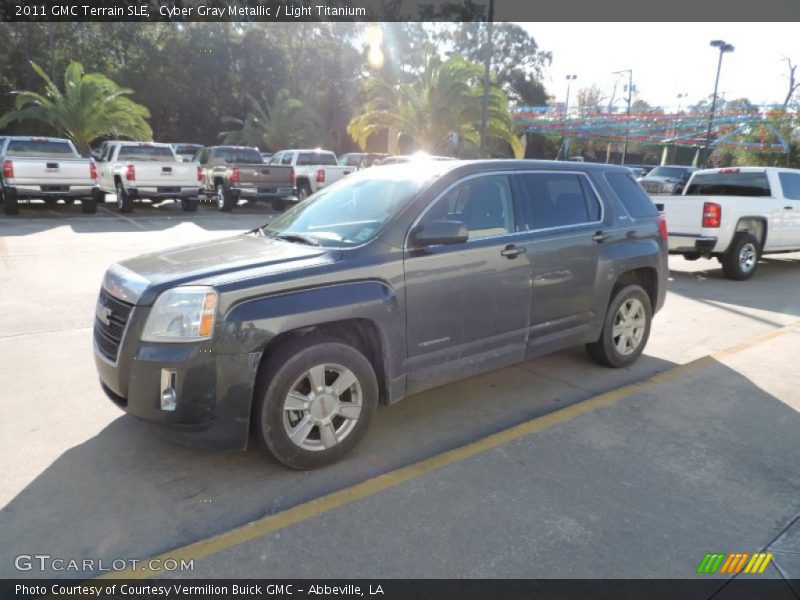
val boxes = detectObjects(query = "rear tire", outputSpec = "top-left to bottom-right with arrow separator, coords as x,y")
215,182 -> 234,212
271,198 -> 287,211
721,232 -> 759,281
181,197 -> 199,212
253,336 -> 379,470
115,180 -> 133,213
2,190 -> 19,215
81,195 -> 97,214
586,284 -> 652,368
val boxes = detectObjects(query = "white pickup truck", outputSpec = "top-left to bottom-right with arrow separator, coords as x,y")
0,136 -> 101,215
268,149 -> 354,200
96,141 -> 203,213
658,167 -> 800,280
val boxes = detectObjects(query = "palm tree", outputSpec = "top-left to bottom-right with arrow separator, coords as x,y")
219,90 -> 328,151
348,50 -> 522,158
0,61 -> 152,155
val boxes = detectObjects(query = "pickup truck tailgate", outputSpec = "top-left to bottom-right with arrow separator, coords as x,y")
7,157 -> 94,186
130,162 -> 197,187
655,196 -> 704,236
236,163 -> 292,187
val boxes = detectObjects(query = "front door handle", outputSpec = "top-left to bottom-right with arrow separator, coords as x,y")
592,231 -> 608,243
785,206 -> 794,210
500,244 -> 526,258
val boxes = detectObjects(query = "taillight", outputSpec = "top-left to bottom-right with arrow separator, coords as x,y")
316,169 -> 325,183
657,214 -> 668,239
197,166 -> 204,182
230,167 -> 239,185
125,164 -> 135,181
291,168 -> 296,187
702,202 -> 721,228
2,160 -> 13,179
89,162 -> 98,180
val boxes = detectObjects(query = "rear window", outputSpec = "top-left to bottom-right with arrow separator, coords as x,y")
214,147 -> 263,164
605,172 -> 659,218
686,171 -> 771,197
297,152 -> 337,166
117,145 -> 175,162
6,140 -> 76,157
174,144 -> 202,155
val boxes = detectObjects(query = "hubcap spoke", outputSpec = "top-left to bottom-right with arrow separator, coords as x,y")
288,416 -> 314,445
336,403 -> 362,420
612,323 -> 625,337
307,365 -> 326,391
284,391 -> 310,412
615,334 -> 628,354
331,369 -> 357,397
318,422 -> 338,449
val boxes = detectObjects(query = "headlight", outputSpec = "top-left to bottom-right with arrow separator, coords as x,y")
141,286 -> 218,342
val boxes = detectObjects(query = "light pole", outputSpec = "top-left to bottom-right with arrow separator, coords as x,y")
672,92 -> 687,163
558,75 -> 577,160
613,70 -> 633,164
479,0 -> 495,157
564,74 -> 577,114
702,40 -> 734,167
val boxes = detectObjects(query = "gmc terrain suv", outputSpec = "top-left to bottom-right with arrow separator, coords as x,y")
94,160 -> 668,469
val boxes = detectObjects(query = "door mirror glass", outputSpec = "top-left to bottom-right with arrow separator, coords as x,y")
412,220 -> 468,247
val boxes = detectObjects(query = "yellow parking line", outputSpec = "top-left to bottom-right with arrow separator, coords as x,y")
97,319 -> 800,580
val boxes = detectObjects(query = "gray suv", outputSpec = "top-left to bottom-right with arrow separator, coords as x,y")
94,160 -> 668,469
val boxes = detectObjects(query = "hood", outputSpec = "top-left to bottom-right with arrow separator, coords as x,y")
112,234 -> 338,304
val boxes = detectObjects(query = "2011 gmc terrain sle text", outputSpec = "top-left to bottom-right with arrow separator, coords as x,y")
93,160 -> 668,469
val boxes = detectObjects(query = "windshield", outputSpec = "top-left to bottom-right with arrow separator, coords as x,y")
686,171 -> 771,196
262,165 -> 447,247
7,140 -> 76,157
117,145 -> 175,161
647,167 -> 691,180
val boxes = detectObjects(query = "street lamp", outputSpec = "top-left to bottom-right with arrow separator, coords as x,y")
479,0 -> 495,156
702,39 -> 735,167
564,74 -> 577,114
613,69 -> 633,165
672,92 -> 687,163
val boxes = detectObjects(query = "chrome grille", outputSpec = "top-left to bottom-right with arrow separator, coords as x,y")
94,287 -> 133,362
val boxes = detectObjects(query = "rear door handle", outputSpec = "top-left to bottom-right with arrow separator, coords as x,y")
785,206 -> 794,210
500,245 -> 526,258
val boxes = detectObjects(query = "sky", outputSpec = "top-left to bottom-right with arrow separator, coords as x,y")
520,23 -> 799,111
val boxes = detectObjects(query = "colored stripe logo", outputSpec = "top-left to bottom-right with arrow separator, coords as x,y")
696,552 -> 773,574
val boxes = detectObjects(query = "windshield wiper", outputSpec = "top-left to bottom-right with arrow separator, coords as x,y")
273,233 -> 320,246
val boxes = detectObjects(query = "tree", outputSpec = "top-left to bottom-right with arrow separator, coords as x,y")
348,50 -> 522,158
782,57 -> 799,109
219,89 -> 327,151
0,61 -> 151,154
575,86 -> 606,116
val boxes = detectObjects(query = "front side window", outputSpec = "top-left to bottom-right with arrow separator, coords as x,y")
519,172 -> 602,229
281,153 -> 293,166
422,175 -> 515,240
778,172 -> 800,200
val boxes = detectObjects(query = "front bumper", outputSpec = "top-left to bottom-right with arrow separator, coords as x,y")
9,184 -> 99,200
94,309 -> 258,451
127,187 -> 202,200
668,234 -> 719,254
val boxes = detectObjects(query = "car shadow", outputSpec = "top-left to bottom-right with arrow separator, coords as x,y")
1,348 -> 680,579
668,254 -> 800,319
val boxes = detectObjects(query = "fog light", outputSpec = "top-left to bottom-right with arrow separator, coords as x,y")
160,369 -> 177,411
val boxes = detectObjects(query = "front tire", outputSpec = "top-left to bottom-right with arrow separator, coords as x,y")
586,284 -> 652,368
253,337 -> 379,470
297,182 -> 311,202
271,198 -> 287,211
721,232 -> 759,281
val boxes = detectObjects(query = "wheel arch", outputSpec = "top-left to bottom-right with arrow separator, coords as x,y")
734,217 -> 768,250
613,266 -> 658,311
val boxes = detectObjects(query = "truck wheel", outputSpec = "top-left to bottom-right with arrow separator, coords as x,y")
271,198 -> 287,211
253,337 -> 379,470
297,182 -> 312,202
2,190 -> 19,215
181,197 -> 199,212
586,284 -> 652,368
115,181 -> 133,213
721,233 -> 759,281
81,195 -> 97,214
215,183 -> 234,212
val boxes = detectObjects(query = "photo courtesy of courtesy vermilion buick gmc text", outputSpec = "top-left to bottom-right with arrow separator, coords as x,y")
93,160 -> 668,469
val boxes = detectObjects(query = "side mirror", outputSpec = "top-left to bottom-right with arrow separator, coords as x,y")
411,219 -> 468,247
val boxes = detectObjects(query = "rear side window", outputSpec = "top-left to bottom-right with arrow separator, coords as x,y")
605,172 -> 658,218
778,172 -> 800,200
297,152 -> 337,166
685,171 -> 771,197
6,140 -> 76,157
518,173 -> 602,229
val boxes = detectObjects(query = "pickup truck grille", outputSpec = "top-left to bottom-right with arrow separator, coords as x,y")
94,288 -> 133,362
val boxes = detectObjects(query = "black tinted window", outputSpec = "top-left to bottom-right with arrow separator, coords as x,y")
686,171 -> 771,197
605,172 -> 658,218
297,152 -> 337,166
425,175 -> 515,239
281,153 -> 293,166
117,145 -> 175,161
214,147 -> 262,164
778,172 -> 800,200
519,173 -> 602,229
